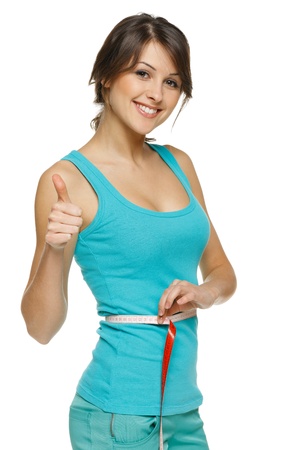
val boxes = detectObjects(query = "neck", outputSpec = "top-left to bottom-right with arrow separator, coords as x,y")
81,121 -> 152,164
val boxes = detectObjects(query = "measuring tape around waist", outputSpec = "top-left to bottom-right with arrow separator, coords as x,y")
105,309 -> 197,325
105,309 -> 197,449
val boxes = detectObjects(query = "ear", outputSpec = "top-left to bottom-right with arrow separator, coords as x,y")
101,79 -> 111,88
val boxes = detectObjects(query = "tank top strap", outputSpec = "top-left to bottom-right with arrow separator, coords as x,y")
62,145 -> 192,196
61,150 -> 113,198
147,144 -> 192,192
61,146 -> 194,215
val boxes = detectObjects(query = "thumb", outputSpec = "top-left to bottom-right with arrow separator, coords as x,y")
52,174 -> 71,203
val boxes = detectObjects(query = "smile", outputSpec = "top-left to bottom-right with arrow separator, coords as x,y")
135,103 -> 159,116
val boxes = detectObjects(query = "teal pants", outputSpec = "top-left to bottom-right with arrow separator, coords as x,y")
69,394 -> 209,449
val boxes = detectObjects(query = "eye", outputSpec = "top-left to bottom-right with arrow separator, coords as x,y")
165,79 -> 180,89
135,70 -> 149,79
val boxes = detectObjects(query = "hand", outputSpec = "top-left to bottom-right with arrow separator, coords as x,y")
157,279 -> 217,323
45,174 -> 83,249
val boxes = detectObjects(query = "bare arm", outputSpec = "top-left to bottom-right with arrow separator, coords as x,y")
21,170 -> 83,344
158,146 -> 237,321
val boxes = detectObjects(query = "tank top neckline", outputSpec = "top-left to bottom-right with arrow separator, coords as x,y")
67,144 -> 196,218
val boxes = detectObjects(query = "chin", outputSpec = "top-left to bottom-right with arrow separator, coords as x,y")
130,126 -> 156,137
129,117 -> 161,136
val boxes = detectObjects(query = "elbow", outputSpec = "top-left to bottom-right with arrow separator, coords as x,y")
31,335 -> 52,345
229,269 -> 238,297
21,306 -> 59,345
211,266 -> 237,306
23,319 -> 54,345
28,328 -> 53,345
36,336 -> 53,345
222,270 -> 237,304
222,267 -> 237,301
233,268 -> 238,294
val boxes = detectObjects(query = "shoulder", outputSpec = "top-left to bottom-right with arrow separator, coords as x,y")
38,158 -> 78,184
35,156 -> 97,228
164,144 -> 198,182
164,144 -> 206,208
36,158 -> 84,199
164,144 -> 193,167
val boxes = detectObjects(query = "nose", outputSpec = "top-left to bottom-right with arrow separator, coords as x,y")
146,82 -> 163,102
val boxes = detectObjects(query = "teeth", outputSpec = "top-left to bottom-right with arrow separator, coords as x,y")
138,104 -> 157,114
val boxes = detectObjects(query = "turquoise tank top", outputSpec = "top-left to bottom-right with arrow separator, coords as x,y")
62,144 -> 210,415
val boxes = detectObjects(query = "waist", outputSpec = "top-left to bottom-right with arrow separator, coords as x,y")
104,308 -> 197,450
105,309 -> 197,325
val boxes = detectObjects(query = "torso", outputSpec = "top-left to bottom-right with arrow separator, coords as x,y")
56,144 -> 190,231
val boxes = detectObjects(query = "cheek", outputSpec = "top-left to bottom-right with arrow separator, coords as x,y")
108,79 -> 133,108
166,92 -> 181,114
114,77 -> 133,96
107,89 -> 121,110
173,91 -> 182,106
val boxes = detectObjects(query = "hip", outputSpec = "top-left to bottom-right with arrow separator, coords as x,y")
69,393 -> 209,450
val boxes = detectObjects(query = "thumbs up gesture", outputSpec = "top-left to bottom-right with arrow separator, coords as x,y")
46,174 -> 83,249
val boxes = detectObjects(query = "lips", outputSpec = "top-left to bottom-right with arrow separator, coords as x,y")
135,102 -> 160,116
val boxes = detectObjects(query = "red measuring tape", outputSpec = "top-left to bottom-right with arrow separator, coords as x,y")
159,320 -> 176,449
105,310 -> 196,449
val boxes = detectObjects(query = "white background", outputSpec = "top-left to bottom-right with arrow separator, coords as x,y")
1,1 -> 299,449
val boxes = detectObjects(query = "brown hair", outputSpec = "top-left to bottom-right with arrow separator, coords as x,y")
89,12 -> 193,131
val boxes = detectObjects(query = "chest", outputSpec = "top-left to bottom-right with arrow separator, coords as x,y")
103,162 -> 190,212
78,163 -> 190,230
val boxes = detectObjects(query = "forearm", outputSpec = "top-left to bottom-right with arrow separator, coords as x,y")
157,263 -> 237,320
202,263 -> 237,306
21,244 -> 68,344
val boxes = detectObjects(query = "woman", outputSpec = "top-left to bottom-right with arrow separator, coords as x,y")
21,12 -> 237,450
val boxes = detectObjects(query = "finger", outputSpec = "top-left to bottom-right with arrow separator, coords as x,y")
157,280 -> 183,318
158,298 -> 193,324
52,174 -> 71,203
46,231 -> 72,247
157,286 -> 174,317
47,220 -> 82,235
166,300 -> 191,317
48,209 -> 83,226
158,302 -> 181,323
164,284 -> 184,309
171,279 -> 181,286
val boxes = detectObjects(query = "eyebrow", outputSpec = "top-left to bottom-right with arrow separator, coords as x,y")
138,61 -> 179,77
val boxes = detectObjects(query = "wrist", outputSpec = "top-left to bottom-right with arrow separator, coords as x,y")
44,242 -> 65,256
198,283 -> 220,308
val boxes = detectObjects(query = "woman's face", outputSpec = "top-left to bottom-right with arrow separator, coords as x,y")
105,41 -> 182,136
